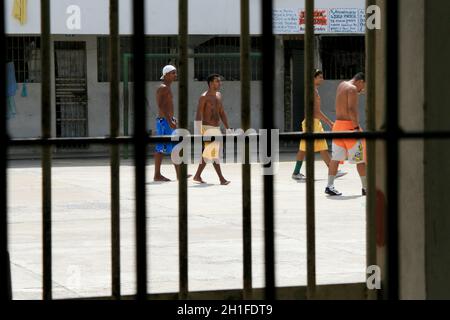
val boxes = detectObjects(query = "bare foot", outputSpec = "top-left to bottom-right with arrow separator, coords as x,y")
220,180 -> 231,186
193,177 -> 206,184
154,175 -> 171,182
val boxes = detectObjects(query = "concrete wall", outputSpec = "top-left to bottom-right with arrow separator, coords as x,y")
398,0 -> 426,300
6,34 -> 288,143
5,0 -> 365,35
319,80 -> 366,128
7,34 -> 368,154
396,0 -> 450,300
423,0 -> 450,300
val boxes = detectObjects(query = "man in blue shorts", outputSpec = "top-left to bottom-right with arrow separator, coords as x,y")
154,65 -> 191,181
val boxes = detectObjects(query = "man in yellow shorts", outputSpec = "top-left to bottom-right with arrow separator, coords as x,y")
193,74 -> 231,185
325,72 -> 366,196
292,70 -> 346,180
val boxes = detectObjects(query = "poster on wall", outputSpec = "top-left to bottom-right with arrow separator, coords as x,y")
274,8 -> 366,34
299,9 -> 328,33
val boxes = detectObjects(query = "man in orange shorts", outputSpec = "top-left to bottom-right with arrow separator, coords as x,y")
325,72 -> 367,196
292,69 -> 346,180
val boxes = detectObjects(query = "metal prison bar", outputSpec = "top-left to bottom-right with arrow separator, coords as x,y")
2,0 -> 450,301
109,0 -> 121,300
41,0 -> 52,301
262,0 -> 275,300
0,0 -> 11,301
365,0 -> 377,301
304,0 -> 316,300
241,0 -> 252,300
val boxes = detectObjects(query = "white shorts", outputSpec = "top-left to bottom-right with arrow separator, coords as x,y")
332,139 -> 365,164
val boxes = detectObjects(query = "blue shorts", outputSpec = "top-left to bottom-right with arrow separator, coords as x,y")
155,117 -> 175,154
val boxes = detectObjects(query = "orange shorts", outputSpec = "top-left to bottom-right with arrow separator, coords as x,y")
331,120 -> 366,164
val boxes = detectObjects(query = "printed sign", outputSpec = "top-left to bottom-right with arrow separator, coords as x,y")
274,7 -> 366,34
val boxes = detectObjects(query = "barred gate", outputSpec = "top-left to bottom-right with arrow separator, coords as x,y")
1,0 -> 442,301
54,41 -> 89,150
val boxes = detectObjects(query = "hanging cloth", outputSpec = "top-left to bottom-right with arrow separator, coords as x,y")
6,62 -> 18,120
12,0 -> 27,25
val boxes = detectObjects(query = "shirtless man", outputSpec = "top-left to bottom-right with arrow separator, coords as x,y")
325,72 -> 366,196
292,69 -> 346,180
193,74 -> 231,185
154,65 -> 190,181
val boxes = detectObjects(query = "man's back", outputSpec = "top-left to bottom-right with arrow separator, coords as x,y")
335,81 -> 357,121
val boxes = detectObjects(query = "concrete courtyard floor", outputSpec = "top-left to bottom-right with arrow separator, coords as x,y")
7,153 -> 366,299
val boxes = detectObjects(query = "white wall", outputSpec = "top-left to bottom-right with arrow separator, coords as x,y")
7,35 -> 364,143
6,0 -> 364,35
7,34 -> 291,141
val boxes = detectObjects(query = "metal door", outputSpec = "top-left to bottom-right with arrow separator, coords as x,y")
54,41 -> 88,148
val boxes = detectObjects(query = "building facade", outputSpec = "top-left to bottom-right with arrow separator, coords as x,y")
5,0 -> 365,155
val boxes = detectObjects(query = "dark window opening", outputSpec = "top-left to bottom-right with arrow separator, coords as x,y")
194,36 -> 262,81
97,36 -> 178,82
319,36 -> 365,80
6,36 -> 41,83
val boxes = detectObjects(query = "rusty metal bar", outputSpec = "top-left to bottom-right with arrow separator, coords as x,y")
240,0 -> 252,300
109,0 -> 121,300
178,0 -> 189,300
41,0 -> 53,301
261,0 -> 275,300
0,0 -> 12,301
132,0 -> 148,300
305,0 -> 316,299
365,0 -> 377,300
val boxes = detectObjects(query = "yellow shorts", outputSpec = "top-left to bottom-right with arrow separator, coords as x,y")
202,125 -> 222,160
299,119 -> 329,152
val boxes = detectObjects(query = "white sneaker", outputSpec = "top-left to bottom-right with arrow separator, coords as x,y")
325,186 -> 342,196
292,173 -> 306,181
336,170 -> 348,179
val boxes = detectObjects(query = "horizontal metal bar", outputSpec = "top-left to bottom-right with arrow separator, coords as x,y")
123,52 -> 262,59
61,283 -> 367,300
7,131 -> 450,147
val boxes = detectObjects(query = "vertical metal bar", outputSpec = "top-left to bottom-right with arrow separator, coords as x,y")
385,0 -> 399,300
0,0 -> 12,301
109,0 -> 121,300
304,0 -> 316,299
132,0 -> 148,300
41,0 -> 53,301
261,0 -> 275,300
241,0 -> 252,300
178,0 -> 189,300
123,55 -> 129,158
365,0 -> 377,300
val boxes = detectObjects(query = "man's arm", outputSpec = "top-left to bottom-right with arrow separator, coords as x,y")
194,96 -> 205,134
313,91 -> 333,128
347,87 -> 360,129
318,111 -> 334,128
217,94 -> 230,129
195,96 -> 205,122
